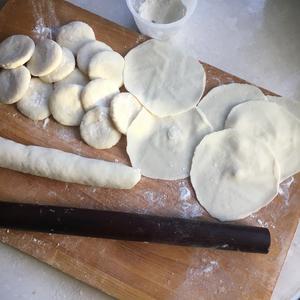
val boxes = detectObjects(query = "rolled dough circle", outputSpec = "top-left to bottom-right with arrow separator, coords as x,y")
124,39 -> 206,117
267,96 -> 300,121
190,129 -> 280,221
0,66 -> 31,104
127,108 -> 212,180
56,21 -> 96,54
49,84 -> 84,126
27,39 -> 62,77
0,35 -> 35,69
17,78 -> 52,120
88,50 -> 125,87
80,106 -> 121,149
81,78 -> 119,111
40,47 -> 75,83
77,40 -> 112,74
54,68 -> 89,88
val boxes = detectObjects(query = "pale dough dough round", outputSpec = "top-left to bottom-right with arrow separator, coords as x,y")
80,106 -> 121,149
56,21 -> 96,54
124,39 -> 206,117
190,129 -> 280,221
49,84 -> 84,126
17,78 -> 52,121
225,101 -> 300,181
267,96 -> 300,121
88,50 -> 125,87
127,108 -> 212,180
197,83 -> 266,131
110,92 -> 142,134
40,47 -> 75,83
27,39 -> 62,77
81,78 -> 119,111
77,40 -> 112,74
0,35 -> 35,69
54,68 -> 89,88
0,66 -> 31,104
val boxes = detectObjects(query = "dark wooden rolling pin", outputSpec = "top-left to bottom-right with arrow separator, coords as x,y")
0,201 -> 270,253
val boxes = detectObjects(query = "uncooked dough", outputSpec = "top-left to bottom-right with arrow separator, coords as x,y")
54,68 -> 89,88
81,78 -> 119,111
225,101 -> 300,181
127,108 -> 212,180
0,136 -> 141,189
0,66 -> 31,104
49,84 -> 84,126
56,21 -> 96,54
110,92 -> 142,134
124,39 -> 206,117
190,129 -> 280,221
77,40 -> 112,74
40,47 -> 75,83
80,107 -> 121,149
0,35 -> 35,69
17,78 -> 52,121
267,96 -> 300,121
197,83 -> 266,131
27,39 -> 62,77
88,50 -> 125,87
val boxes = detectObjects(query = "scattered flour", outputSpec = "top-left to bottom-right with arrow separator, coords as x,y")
42,117 -> 50,129
278,176 -> 294,206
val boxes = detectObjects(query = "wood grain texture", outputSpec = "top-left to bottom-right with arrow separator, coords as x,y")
0,1 -> 299,299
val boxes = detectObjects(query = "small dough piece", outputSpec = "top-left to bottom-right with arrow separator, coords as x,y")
197,83 -> 266,131
88,50 -> 125,87
27,39 -> 62,77
0,66 -> 31,104
110,92 -> 142,134
17,78 -> 52,120
267,96 -> 300,121
124,39 -> 206,117
81,78 -> 119,111
49,84 -> 84,126
225,101 -> 300,181
190,129 -> 280,221
0,35 -> 35,69
0,136 -> 141,189
77,40 -> 112,74
127,108 -> 212,180
56,21 -> 96,54
54,68 -> 89,88
40,47 -> 75,83
80,107 -> 121,149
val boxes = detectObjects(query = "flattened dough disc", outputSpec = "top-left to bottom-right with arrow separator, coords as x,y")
54,68 -> 89,88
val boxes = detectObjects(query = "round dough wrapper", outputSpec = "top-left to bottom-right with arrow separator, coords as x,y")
40,47 -> 75,83
50,84 -> 84,126
17,78 -> 52,121
56,21 -> 96,54
190,129 -> 280,221
127,108 -> 212,180
27,39 -> 62,77
124,39 -> 206,117
267,96 -> 300,121
81,78 -> 119,111
0,66 -> 31,104
80,106 -> 121,149
197,83 -> 266,131
110,92 -> 142,134
225,101 -> 300,181
88,50 -> 124,87
77,40 -> 112,74
54,68 -> 89,88
0,35 -> 35,69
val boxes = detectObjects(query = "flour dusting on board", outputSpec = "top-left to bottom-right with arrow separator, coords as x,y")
278,176 -> 294,206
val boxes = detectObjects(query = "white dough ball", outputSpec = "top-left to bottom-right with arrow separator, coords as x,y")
54,68 -> 89,88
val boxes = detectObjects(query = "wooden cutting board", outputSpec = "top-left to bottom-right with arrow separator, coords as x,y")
0,1 -> 299,299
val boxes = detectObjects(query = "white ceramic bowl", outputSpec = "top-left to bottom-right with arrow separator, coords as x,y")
126,0 -> 197,40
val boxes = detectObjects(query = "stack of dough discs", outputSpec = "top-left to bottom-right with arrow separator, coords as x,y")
17,78 -> 52,121
54,68 -> 89,88
267,96 -> 300,121
190,129 -> 280,221
0,35 -> 35,69
0,66 -> 31,104
197,83 -> 266,131
225,101 -> 300,181
124,39 -> 206,117
127,108 -> 212,180
80,106 -> 121,149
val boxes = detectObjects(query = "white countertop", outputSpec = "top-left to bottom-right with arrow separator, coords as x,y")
0,0 -> 299,299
